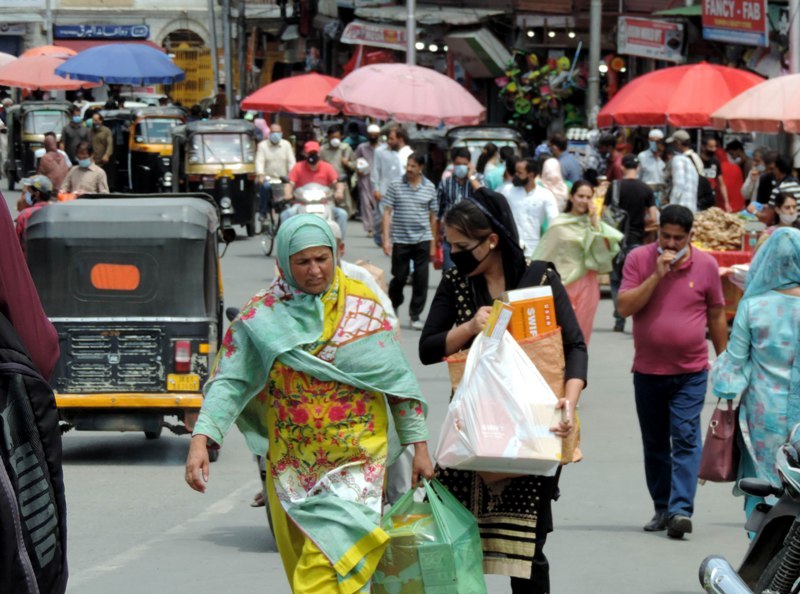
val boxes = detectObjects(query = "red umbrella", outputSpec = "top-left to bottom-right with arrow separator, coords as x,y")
0,55 -> 99,91
21,45 -> 77,58
711,73 -> 800,133
326,63 -> 485,126
597,62 -> 763,129
241,73 -> 340,115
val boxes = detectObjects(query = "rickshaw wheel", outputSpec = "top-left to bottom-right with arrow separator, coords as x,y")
144,427 -> 162,440
6,173 -> 14,191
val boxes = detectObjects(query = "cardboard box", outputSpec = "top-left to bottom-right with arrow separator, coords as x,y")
502,286 -> 557,340
482,301 -> 513,341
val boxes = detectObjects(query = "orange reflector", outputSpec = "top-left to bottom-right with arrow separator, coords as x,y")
90,264 -> 141,291
198,343 -> 210,354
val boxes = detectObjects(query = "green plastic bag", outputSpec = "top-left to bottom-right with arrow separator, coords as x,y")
373,479 -> 487,594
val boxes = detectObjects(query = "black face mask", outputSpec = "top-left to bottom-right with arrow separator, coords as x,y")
306,153 -> 319,165
368,136 -> 379,145
450,237 -> 491,276
511,175 -> 527,187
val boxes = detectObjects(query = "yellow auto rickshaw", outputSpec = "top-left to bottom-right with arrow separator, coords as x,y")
129,106 -> 186,193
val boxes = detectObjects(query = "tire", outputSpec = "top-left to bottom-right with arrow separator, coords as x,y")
755,543 -> 800,594
6,172 -> 14,191
246,221 -> 256,237
144,426 -> 162,440
260,213 -> 277,257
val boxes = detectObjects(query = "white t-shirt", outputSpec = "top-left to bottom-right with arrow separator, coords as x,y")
503,183 -> 560,258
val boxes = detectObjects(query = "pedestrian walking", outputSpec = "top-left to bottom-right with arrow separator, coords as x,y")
60,105 -> 89,163
37,132 -> 70,191
609,155 -> 658,333
711,227 -> 800,520
371,126 -> 411,246
665,130 -> 700,211
617,204 -> 729,539
185,215 -> 433,594
637,129 -> 666,203
320,124 -> 357,216
381,152 -> 438,331
353,124 -> 382,236
419,188 -> 587,594
90,112 -> 114,190
700,136 -> 731,212
60,141 -> 109,195
255,123 -> 295,221
437,146 -> 481,269
548,132 -> 583,183
533,180 -> 623,344
502,157 -> 559,258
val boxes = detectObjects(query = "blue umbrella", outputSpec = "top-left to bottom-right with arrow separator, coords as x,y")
55,43 -> 185,85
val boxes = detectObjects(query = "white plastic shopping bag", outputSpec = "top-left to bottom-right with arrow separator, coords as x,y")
435,331 -> 562,476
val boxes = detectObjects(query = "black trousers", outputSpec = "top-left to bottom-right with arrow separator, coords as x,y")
388,241 -> 430,320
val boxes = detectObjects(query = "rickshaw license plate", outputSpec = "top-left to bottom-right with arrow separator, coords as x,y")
202,177 -> 215,189
307,204 -> 326,214
167,373 -> 200,392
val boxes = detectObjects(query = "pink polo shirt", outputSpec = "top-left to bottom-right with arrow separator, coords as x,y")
620,243 -> 724,375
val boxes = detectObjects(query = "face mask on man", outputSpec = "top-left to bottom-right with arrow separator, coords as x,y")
269,132 -> 282,144
451,237 -> 492,276
511,175 -> 527,187
454,164 -> 469,179
72,116 -> 82,124
78,158 -> 91,168
780,212 -> 799,225
306,153 -> 319,165
330,138 -> 341,149
368,135 -> 379,145
24,191 -> 33,206
649,140 -> 658,152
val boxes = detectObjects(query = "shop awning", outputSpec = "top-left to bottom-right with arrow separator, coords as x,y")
54,39 -> 164,53
444,28 -> 512,78
653,5 -> 701,16
355,5 -> 505,26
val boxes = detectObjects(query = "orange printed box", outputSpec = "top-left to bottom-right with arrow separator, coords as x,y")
502,286 -> 557,340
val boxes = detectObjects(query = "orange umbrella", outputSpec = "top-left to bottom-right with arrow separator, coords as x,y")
241,73 -> 340,115
0,55 -> 98,91
21,45 -> 77,59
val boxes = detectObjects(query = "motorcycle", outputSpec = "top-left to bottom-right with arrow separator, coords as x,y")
291,182 -> 336,221
700,424 -> 800,593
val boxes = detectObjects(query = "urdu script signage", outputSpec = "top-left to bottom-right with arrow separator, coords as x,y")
53,25 -> 150,39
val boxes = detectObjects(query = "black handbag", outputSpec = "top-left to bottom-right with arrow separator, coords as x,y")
601,180 -> 629,234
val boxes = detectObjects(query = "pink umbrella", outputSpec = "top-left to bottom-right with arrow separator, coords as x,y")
241,73 -> 340,115
21,45 -> 77,59
326,63 -> 485,126
711,73 -> 800,133
0,53 -> 16,68
0,55 -> 99,91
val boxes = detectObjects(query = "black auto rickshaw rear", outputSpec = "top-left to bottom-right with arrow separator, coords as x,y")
25,195 -> 224,457
3,100 -> 71,190
172,120 -> 258,239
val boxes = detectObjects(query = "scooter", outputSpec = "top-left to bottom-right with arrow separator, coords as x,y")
700,424 -> 800,593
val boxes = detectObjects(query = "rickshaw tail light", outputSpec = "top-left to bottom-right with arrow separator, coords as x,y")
174,340 -> 192,373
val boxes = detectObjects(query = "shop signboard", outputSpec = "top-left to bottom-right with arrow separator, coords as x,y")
617,17 -> 685,63
340,20 -> 409,51
54,25 -> 150,39
702,0 -> 768,47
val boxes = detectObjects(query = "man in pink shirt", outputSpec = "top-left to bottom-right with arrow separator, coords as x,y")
618,205 -> 728,539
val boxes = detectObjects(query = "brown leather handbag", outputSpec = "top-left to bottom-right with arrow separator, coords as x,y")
698,399 -> 739,483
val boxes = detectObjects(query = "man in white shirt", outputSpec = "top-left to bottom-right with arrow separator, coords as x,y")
371,126 -> 411,246
502,157 -> 559,258
637,129 -> 666,201
255,123 -> 296,220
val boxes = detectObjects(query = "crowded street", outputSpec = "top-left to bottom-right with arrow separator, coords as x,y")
4,188 -> 748,593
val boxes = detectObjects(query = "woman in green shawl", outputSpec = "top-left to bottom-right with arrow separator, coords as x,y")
533,179 -> 623,343
185,215 -> 433,593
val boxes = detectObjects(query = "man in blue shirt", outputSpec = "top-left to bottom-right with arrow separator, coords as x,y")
548,133 -> 583,183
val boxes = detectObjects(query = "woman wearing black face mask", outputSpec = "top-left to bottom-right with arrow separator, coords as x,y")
418,187 -> 587,594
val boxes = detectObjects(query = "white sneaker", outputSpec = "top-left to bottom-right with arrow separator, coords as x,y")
410,319 -> 424,331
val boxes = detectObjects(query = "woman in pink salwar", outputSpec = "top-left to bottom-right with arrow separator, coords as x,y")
533,180 -> 624,343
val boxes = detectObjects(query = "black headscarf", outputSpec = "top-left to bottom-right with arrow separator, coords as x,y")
467,187 -> 528,289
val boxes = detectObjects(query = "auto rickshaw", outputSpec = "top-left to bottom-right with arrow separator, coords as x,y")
129,107 -> 186,193
24,194 -> 225,459
3,100 -> 72,190
172,120 -> 258,238
96,109 -> 135,192
445,125 -> 527,162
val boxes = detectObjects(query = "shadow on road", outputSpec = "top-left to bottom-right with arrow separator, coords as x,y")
200,524 -> 277,554
62,433 -> 189,466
